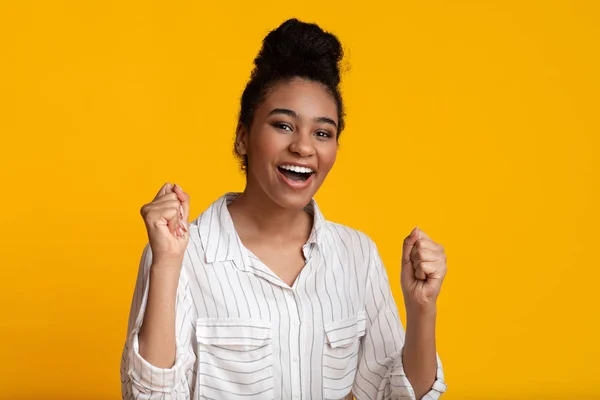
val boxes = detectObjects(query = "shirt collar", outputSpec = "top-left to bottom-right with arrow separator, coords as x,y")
197,192 -> 244,266
197,192 -> 328,267
303,196 -> 327,248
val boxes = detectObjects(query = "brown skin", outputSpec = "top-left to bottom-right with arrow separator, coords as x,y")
229,77 -> 338,286
137,77 -> 446,399
138,182 -> 190,369
401,227 -> 448,399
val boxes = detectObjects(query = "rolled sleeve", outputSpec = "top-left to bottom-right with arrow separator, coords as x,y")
126,327 -> 195,394
352,238 -> 447,400
120,243 -> 197,399
390,346 -> 447,399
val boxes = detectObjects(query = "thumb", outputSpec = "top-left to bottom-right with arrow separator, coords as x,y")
153,182 -> 174,201
401,227 -> 420,283
402,226 -> 420,266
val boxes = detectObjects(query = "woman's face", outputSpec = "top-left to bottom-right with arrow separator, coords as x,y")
237,77 -> 339,210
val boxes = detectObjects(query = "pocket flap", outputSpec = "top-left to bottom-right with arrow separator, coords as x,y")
324,311 -> 367,348
196,318 -> 272,346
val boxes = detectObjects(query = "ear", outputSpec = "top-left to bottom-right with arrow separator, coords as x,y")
235,123 -> 249,156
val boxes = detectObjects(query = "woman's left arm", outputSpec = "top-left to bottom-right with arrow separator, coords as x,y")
351,228 -> 446,400
403,307 -> 439,399
401,227 -> 448,399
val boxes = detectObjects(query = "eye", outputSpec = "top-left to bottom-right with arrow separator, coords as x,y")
273,122 -> 293,131
315,131 -> 333,139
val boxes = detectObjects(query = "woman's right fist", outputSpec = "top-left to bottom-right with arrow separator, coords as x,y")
140,182 -> 190,265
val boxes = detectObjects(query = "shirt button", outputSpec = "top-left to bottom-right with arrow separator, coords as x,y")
294,395 -> 299,400
293,356 -> 299,362
294,320 -> 300,326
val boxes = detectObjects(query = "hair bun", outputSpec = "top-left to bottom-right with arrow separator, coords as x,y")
252,18 -> 343,87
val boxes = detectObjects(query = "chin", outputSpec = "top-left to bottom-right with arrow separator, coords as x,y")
275,190 -> 316,209
266,178 -> 321,210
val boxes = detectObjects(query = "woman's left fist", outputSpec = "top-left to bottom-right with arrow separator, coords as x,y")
401,227 -> 447,314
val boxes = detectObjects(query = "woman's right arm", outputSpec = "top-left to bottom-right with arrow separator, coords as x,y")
120,183 -> 196,399
138,260 -> 181,368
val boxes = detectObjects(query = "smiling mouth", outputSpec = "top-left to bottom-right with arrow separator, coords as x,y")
277,166 -> 314,182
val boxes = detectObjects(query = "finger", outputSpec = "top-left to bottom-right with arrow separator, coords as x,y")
146,205 -> 180,236
177,224 -> 188,240
415,261 -> 446,280
166,206 -> 183,237
417,228 -> 431,240
150,192 -> 179,205
144,199 -> 182,214
402,227 -> 420,266
410,246 -> 439,266
144,201 -> 181,235
412,237 -> 442,253
153,182 -> 174,201
175,223 -> 186,239
414,265 -> 427,280
416,230 -> 445,253
173,184 -> 190,222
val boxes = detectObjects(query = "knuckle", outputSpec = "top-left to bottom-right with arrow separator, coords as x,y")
168,206 -> 180,218
158,193 -> 175,202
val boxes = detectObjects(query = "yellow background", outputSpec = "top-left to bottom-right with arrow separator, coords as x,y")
1,1 -> 598,399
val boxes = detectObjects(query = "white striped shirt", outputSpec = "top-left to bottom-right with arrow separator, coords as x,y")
120,192 -> 447,399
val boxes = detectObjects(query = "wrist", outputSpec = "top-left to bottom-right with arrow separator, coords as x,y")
151,256 -> 184,271
405,306 -> 437,338
406,304 -> 437,321
150,260 -> 184,280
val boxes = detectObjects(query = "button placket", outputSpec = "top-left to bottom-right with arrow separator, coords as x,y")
285,289 -> 302,400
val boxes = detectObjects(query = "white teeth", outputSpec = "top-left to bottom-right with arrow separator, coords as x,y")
279,165 -> 314,174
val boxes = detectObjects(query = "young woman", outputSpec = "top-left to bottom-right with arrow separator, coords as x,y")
121,18 -> 448,400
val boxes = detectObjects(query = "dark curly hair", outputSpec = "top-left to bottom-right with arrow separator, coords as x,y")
234,18 -> 346,172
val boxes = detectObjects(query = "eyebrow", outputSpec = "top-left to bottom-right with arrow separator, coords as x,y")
268,108 -> 337,129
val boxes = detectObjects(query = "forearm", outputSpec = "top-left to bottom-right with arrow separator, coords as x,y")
402,306 -> 438,399
138,262 -> 181,368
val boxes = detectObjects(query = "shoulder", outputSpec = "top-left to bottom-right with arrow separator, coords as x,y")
325,220 -> 373,244
323,220 -> 378,260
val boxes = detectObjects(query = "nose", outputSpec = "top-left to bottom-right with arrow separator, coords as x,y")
288,131 -> 315,158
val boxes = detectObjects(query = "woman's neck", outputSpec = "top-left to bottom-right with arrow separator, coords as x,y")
227,186 -> 311,243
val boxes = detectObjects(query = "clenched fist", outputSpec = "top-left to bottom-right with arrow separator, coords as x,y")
401,227 -> 447,314
140,182 -> 190,265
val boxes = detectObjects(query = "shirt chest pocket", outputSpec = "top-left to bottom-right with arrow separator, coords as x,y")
322,311 -> 367,399
195,318 -> 274,399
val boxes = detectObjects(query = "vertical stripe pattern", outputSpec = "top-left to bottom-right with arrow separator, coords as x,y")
120,193 -> 447,399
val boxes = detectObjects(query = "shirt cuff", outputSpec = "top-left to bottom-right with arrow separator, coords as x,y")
126,327 -> 192,393
389,346 -> 447,399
